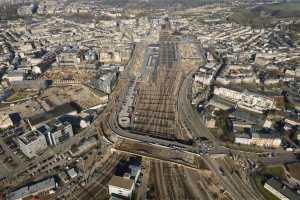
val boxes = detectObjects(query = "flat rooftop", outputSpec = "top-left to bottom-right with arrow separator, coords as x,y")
18,130 -> 42,145
109,176 -> 134,190
7,176 -> 57,200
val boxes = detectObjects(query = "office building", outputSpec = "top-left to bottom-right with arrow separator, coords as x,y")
37,120 -> 74,146
89,72 -> 117,94
17,130 -> 48,158
108,157 -> 141,200
56,47 -> 80,68
235,132 -> 282,148
7,176 -> 57,200
108,176 -> 135,200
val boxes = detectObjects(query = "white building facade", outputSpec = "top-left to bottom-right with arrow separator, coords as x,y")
17,130 -> 48,158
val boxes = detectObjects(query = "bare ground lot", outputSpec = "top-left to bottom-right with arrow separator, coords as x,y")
0,99 -> 44,119
38,85 -> 105,111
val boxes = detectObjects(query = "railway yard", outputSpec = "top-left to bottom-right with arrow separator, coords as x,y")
112,26 -> 268,200
132,33 -> 180,139
3,4 -> 300,198
119,28 -> 190,142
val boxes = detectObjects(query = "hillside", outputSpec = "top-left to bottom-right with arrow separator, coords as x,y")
102,0 -> 221,9
253,2 -> 300,18
229,2 -> 300,28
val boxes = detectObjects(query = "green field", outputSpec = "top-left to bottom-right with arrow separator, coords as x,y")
254,176 -> 280,200
6,91 -> 36,102
224,142 -> 265,153
262,166 -> 287,180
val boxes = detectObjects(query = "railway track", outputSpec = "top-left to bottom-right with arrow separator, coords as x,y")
131,30 -> 182,140
71,153 -> 127,200
173,165 -> 197,200
150,161 -> 200,200
218,159 -> 263,200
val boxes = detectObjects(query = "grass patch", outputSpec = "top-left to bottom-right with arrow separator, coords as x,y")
0,103 -> 9,108
262,166 -> 287,180
223,142 -> 264,153
6,91 -> 36,102
255,176 -> 280,200
7,95 -> 27,102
